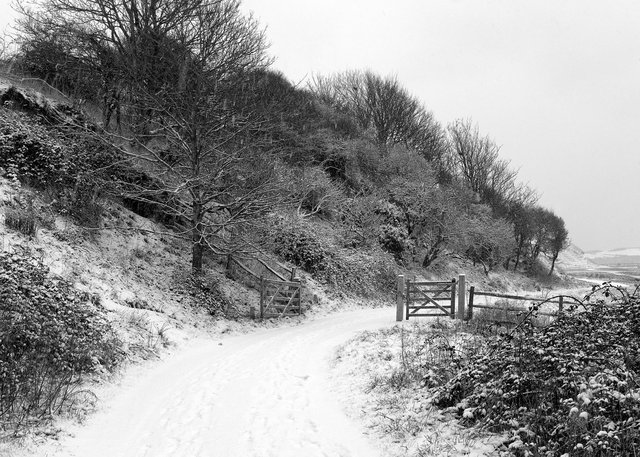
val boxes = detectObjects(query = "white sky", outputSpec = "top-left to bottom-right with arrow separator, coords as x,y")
1,0 -> 639,251
239,0 -> 640,252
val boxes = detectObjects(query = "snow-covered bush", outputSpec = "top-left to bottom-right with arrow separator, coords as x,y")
435,285 -> 640,456
0,251 -> 123,432
273,220 -> 328,275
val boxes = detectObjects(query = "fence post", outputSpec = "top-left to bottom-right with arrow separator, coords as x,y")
457,274 -> 466,320
296,278 -> 302,315
405,278 -> 411,320
468,286 -> 475,320
396,275 -> 405,321
450,279 -> 456,319
290,267 -> 297,281
259,276 -> 265,319
558,296 -> 564,315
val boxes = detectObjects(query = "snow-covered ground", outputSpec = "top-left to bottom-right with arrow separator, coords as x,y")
37,307 -> 398,457
585,247 -> 640,259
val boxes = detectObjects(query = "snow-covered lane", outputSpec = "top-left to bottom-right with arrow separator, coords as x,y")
55,307 -> 397,457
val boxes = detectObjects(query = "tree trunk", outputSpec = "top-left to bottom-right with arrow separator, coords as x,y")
514,238 -> 524,271
422,251 -> 436,268
548,253 -> 559,276
478,259 -> 489,277
422,244 -> 441,268
192,201 -> 204,274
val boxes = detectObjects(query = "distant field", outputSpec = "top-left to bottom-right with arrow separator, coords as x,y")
564,263 -> 640,287
559,247 -> 640,287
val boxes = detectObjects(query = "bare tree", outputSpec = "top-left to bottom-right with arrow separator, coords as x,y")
461,204 -> 515,275
376,148 -> 468,268
17,0 -> 280,273
309,70 -> 447,162
447,119 -> 500,194
544,211 -> 569,275
0,34 -> 7,62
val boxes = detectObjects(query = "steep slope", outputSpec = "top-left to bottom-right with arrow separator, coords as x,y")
555,243 -> 597,272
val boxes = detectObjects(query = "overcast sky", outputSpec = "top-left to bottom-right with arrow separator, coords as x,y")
238,0 -> 640,252
1,1 -> 639,251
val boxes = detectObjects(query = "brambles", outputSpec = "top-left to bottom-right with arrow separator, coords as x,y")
340,285 -> 640,455
0,251 -> 123,432
435,287 -> 640,455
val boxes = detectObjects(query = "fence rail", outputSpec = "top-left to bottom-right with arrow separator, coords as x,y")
225,255 -> 302,319
468,287 -> 582,319
226,254 -> 296,286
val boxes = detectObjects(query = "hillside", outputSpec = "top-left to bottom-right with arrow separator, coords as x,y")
0,11 -> 586,452
585,247 -> 640,266
555,243 -> 597,271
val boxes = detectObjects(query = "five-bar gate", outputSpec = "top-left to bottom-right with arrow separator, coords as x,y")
260,278 -> 302,318
405,279 -> 456,319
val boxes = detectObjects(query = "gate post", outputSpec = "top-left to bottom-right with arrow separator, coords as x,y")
450,279 -> 456,319
259,276 -> 265,319
457,274 -> 466,320
396,275 -> 405,321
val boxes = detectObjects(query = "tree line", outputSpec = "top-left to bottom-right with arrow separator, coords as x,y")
6,0 -> 569,277
309,70 -> 569,275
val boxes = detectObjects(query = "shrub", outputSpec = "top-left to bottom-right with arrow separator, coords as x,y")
374,200 -> 413,259
55,176 -> 105,227
272,216 -> 397,297
0,251 -> 122,431
0,109 -> 109,225
273,220 -> 328,275
462,206 -> 515,275
339,195 -> 382,248
434,287 -> 640,455
4,206 -> 37,237
285,166 -> 346,219
0,109 -> 68,188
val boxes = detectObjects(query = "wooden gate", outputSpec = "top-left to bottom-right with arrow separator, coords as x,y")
405,279 -> 456,319
260,278 -> 302,318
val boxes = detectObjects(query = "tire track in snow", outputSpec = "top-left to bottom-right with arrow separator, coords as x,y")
51,307 -> 396,457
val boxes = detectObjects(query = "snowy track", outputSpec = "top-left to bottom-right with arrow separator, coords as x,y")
55,307 -> 396,457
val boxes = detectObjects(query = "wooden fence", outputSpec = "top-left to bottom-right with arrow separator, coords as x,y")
226,255 -> 303,319
226,254 -> 295,285
467,287 -> 582,320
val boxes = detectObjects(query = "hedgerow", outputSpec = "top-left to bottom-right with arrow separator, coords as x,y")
435,286 -> 640,456
0,251 -> 123,432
